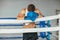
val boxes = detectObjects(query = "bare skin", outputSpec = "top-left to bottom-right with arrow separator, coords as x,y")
17,8 -> 43,28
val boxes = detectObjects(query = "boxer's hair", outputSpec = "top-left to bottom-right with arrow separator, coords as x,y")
28,4 -> 35,11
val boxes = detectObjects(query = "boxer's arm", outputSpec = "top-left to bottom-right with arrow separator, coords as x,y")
35,9 -> 44,18
17,9 -> 26,20
17,9 -> 36,28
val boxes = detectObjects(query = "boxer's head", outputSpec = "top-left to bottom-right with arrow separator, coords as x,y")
27,4 -> 35,11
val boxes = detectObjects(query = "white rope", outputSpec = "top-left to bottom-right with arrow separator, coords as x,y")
0,14 -> 60,34
0,14 -> 60,24
0,26 -> 59,34
35,14 -> 60,22
0,20 -> 32,24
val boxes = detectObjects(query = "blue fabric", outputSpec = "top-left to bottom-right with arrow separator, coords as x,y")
46,20 -> 51,27
40,32 -> 46,38
39,21 -> 46,27
39,21 -> 46,38
24,11 -> 38,21
39,21 -> 51,38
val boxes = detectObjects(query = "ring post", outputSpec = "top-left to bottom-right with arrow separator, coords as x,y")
59,16 -> 60,40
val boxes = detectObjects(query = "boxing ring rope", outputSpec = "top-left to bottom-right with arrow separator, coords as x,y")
0,15 -> 59,24
0,27 -> 59,34
0,14 -> 60,40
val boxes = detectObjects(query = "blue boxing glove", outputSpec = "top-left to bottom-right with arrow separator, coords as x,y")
40,32 -> 46,38
27,11 -> 39,21
39,21 -> 46,38
39,21 -> 46,27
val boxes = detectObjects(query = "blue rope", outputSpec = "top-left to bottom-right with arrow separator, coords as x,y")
0,35 -> 41,39
0,24 -> 24,26
0,37 -> 22,39
0,18 -> 16,19
0,24 -> 40,26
